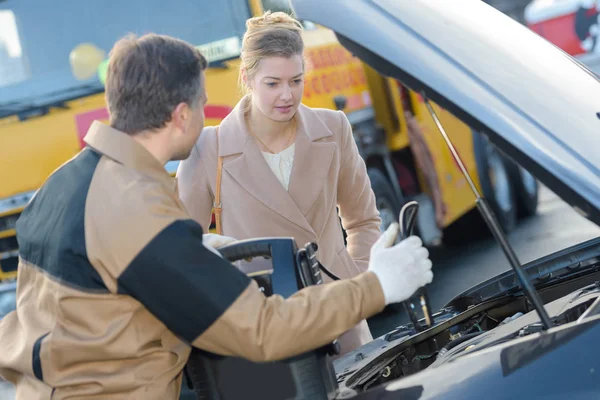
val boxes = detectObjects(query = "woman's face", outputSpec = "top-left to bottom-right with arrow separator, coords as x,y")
248,55 -> 304,122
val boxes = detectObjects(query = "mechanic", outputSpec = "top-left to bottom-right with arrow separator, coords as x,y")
0,33 -> 433,400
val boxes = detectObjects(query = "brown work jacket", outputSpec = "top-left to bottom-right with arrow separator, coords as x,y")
0,121 -> 384,399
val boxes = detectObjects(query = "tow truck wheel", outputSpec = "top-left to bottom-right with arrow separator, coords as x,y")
473,132 -> 517,234
368,168 -> 402,234
507,161 -> 539,218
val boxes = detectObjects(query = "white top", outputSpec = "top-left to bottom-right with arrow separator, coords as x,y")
261,144 -> 296,191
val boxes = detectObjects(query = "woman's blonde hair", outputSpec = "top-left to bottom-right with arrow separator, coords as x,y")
239,11 -> 305,95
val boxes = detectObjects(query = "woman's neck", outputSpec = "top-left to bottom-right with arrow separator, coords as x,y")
246,105 -> 296,153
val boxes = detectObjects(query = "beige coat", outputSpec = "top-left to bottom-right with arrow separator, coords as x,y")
177,97 -> 382,354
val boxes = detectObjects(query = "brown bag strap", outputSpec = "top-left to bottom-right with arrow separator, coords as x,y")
214,126 -> 224,235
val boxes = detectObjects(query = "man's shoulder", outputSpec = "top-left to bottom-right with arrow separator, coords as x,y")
17,148 -> 103,224
89,157 -> 185,224
86,157 -> 193,268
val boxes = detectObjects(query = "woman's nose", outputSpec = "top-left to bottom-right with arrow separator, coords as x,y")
280,85 -> 292,101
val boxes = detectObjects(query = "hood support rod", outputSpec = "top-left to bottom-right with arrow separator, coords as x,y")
421,92 -> 553,330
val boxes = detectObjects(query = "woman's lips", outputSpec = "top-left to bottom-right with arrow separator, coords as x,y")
275,105 -> 293,113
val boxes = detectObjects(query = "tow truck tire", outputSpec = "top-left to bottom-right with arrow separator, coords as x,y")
473,132 -> 517,234
506,161 -> 539,218
368,168 -> 402,233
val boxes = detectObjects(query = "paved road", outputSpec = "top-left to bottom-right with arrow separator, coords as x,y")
2,186 -> 599,397
0,381 -> 15,398
367,185 -> 600,337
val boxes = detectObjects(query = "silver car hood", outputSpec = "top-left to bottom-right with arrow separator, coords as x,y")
291,0 -> 600,226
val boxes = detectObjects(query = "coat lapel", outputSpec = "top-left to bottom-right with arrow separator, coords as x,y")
218,98 -> 316,235
287,106 -> 336,216
224,142 -> 316,234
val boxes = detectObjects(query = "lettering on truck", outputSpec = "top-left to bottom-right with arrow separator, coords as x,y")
303,45 -> 370,109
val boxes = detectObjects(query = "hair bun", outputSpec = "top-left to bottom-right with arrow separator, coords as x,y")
246,10 -> 303,32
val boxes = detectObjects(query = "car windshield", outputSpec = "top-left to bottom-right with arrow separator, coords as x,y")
0,0 -> 251,112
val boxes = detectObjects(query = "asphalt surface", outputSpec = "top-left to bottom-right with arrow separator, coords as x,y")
367,185 -> 600,337
0,381 -> 15,398
2,186 -> 599,397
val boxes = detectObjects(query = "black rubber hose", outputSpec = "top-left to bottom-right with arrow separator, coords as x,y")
437,331 -> 484,359
318,264 -> 340,281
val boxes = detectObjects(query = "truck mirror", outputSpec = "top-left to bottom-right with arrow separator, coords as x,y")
334,95 -> 347,111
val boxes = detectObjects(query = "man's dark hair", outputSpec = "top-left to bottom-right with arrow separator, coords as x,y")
105,33 -> 208,135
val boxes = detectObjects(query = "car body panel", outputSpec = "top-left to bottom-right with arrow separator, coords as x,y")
348,315 -> 600,399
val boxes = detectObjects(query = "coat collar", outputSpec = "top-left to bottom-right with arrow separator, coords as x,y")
217,96 -> 337,235
217,95 -> 334,157
84,121 -> 176,190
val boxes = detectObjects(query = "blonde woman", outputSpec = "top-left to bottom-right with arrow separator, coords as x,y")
177,11 -> 382,355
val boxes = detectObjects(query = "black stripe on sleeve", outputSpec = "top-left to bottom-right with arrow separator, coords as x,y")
116,219 -> 250,343
32,332 -> 50,381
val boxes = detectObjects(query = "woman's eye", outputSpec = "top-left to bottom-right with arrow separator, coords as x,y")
266,82 -> 278,87
293,79 -> 303,85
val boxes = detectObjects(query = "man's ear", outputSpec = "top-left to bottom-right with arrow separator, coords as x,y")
172,102 -> 190,131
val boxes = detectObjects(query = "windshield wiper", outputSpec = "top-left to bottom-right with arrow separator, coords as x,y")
0,83 -> 104,120
0,101 -> 69,120
422,92 -> 554,331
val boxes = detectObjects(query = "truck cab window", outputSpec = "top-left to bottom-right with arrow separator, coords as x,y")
0,10 -> 28,88
0,0 -> 250,111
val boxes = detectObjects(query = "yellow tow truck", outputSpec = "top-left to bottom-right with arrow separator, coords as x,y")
0,0 -> 538,282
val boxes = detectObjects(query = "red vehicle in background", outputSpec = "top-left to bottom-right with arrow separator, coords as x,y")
525,0 -> 600,74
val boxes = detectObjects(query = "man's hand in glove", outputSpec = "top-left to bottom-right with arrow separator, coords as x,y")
203,233 -> 237,249
368,223 -> 434,305
203,233 -> 238,257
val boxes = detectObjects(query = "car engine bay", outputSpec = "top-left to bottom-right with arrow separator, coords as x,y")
333,263 -> 600,395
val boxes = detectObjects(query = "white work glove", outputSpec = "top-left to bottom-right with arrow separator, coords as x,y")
203,233 -> 237,249
368,223 -> 433,305
203,233 -> 237,258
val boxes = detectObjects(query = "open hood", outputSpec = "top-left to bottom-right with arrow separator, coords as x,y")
291,0 -> 600,227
